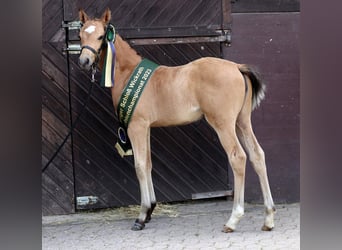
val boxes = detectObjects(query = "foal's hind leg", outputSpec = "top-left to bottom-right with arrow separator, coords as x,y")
206,117 -> 247,233
220,127 -> 247,232
128,123 -> 155,230
236,117 -> 275,231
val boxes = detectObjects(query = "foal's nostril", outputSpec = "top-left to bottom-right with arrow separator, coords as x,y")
78,57 -> 90,67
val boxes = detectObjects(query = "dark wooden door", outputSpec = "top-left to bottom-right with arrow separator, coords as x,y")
62,0 -> 232,211
42,0 -> 75,215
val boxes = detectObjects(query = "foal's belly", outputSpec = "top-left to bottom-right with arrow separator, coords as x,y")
150,105 -> 203,127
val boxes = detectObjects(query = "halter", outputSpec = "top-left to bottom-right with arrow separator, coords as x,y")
80,23 -> 116,80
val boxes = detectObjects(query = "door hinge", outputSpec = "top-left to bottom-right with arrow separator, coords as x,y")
62,21 -> 82,54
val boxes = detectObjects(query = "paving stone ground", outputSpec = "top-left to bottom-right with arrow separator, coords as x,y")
42,200 -> 300,250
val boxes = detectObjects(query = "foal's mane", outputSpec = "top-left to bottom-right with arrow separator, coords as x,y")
120,35 -> 142,57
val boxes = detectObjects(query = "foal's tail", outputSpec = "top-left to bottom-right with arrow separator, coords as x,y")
238,64 -> 266,110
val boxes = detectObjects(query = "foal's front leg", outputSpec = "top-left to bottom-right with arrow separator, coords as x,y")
128,123 -> 154,230
144,127 -> 157,223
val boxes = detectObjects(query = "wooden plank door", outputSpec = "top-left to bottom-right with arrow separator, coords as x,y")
42,0 -> 75,215
48,0 -> 233,212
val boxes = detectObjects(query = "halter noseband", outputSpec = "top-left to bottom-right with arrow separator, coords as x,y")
81,24 -> 116,67
81,45 -> 101,63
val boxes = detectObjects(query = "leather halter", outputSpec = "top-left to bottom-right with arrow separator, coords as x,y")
81,45 -> 101,64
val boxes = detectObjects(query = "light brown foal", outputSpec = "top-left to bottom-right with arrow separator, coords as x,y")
78,8 -> 275,232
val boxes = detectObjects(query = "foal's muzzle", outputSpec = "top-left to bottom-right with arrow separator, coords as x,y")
78,45 -> 100,71
78,55 -> 92,70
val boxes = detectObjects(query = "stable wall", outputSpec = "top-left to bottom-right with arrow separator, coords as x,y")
224,10 -> 299,202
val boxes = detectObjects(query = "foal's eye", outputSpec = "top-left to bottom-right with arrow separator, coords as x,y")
98,35 -> 104,40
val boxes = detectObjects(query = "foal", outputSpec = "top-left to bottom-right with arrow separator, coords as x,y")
78,8 -> 275,233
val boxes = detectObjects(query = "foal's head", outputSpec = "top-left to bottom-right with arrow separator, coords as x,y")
78,8 -> 112,71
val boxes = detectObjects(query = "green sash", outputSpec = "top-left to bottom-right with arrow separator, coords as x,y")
115,58 -> 159,157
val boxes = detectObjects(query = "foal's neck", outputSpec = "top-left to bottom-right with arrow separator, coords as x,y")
99,35 -> 141,77
115,35 -> 142,73
99,34 -> 142,109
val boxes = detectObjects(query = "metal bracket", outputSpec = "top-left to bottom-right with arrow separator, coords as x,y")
222,29 -> 232,47
76,196 -> 99,208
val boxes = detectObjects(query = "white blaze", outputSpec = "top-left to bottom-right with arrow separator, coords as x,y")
85,25 -> 96,34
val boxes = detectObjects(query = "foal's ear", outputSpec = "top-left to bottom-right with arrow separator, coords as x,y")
101,8 -> 111,24
79,9 -> 89,23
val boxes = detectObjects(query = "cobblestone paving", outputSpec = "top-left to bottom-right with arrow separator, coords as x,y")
42,200 -> 300,250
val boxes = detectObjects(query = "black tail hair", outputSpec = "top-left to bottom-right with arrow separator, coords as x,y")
238,64 -> 266,110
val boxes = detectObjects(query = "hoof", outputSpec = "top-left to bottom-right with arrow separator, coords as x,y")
222,225 -> 234,233
131,219 -> 145,231
261,225 -> 274,231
